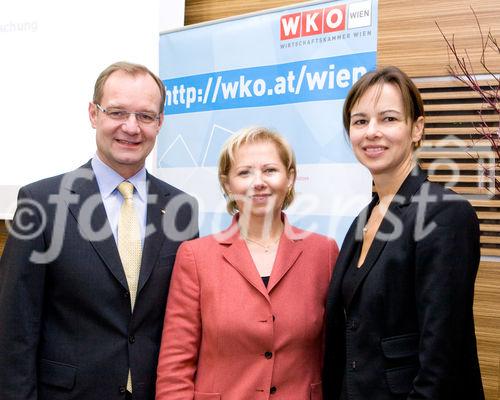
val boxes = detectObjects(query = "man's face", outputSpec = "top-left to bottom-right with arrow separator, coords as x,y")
89,70 -> 164,178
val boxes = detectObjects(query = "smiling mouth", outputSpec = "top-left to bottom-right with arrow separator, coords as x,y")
251,194 -> 272,200
363,146 -> 386,156
116,139 -> 140,145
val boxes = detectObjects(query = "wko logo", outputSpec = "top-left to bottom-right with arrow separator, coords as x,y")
280,1 -> 372,41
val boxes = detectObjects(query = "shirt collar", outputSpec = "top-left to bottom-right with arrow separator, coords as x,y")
91,154 -> 147,201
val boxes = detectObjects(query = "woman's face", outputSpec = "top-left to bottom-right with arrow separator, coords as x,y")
224,140 -> 293,218
348,83 -> 423,177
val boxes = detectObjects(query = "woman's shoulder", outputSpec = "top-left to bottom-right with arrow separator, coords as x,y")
416,180 -> 477,224
394,179 -> 479,244
178,227 -> 238,253
179,232 -> 221,249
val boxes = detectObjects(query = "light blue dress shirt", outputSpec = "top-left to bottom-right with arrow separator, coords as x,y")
91,154 -> 147,247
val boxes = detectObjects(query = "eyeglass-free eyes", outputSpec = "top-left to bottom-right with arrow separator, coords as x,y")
95,103 -> 160,125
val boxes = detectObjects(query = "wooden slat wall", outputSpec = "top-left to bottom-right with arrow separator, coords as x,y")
0,221 -> 7,256
377,0 -> 500,77
186,0 -> 500,78
475,261 -> 500,398
185,0 -> 304,25
416,79 -> 500,257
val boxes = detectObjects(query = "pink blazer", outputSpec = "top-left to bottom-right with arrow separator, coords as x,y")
156,215 -> 339,400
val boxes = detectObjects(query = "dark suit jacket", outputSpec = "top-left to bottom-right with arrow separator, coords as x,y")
323,167 -> 484,400
0,161 -> 198,400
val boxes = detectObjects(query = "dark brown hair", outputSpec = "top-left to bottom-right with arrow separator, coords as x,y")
343,66 -> 425,147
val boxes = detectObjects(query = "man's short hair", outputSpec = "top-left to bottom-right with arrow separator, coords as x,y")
93,61 -> 166,114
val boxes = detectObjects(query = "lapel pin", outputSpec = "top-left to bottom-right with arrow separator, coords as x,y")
160,209 -> 166,214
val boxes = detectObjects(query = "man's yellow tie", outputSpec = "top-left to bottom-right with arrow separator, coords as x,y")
117,181 -> 142,393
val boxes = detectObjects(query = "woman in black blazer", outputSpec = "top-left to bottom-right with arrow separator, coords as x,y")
323,66 -> 484,399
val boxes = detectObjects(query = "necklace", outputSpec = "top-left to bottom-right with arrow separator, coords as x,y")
363,200 -> 384,235
242,235 -> 281,253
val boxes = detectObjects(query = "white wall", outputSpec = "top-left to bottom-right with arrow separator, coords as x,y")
160,0 -> 185,31
0,0 -> 185,219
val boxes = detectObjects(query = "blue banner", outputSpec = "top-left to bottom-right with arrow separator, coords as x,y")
156,0 -> 377,242
164,52 -> 376,114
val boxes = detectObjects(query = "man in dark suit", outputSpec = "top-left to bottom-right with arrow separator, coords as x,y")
0,61 -> 198,400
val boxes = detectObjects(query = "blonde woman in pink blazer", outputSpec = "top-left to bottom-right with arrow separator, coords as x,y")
156,127 -> 339,400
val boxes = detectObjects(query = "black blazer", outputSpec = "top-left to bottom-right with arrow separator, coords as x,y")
0,161 -> 198,400
323,167 -> 484,400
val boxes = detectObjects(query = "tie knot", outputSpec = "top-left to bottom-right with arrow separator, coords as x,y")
118,181 -> 135,200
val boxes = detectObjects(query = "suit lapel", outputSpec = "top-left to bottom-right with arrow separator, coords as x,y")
326,214 -> 362,313
219,215 -> 305,298
221,228 -> 270,300
66,162 -> 128,290
344,167 -> 428,309
344,202 -> 393,308
267,221 -> 303,293
137,174 -> 170,294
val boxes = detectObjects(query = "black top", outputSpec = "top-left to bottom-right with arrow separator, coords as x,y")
341,242 -> 364,306
339,242 -> 364,400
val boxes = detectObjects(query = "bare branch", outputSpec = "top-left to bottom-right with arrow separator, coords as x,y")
435,9 -> 500,193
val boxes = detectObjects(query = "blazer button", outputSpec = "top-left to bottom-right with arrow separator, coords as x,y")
270,386 -> 277,394
119,385 -> 127,394
129,335 -> 135,344
123,291 -> 130,299
264,351 -> 273,359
